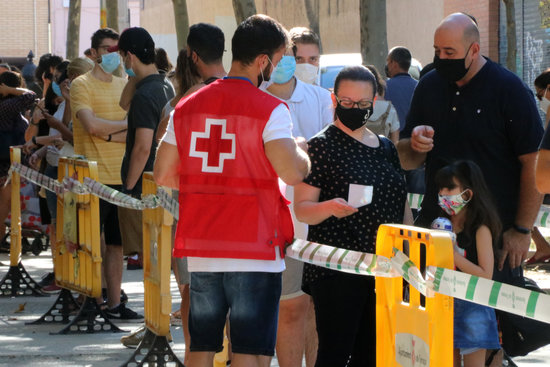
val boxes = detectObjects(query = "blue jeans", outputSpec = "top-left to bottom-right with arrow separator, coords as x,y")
189,271 -> 282,356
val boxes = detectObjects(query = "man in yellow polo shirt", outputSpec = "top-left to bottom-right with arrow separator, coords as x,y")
71,27 -> 142,320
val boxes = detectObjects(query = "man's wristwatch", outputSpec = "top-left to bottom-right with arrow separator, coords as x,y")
512,224 -> 531,235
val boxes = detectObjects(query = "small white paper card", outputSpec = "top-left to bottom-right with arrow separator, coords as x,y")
348,184 -> 373,208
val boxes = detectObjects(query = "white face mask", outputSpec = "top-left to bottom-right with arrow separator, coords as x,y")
294,63 -> 319,84
540,92 -> 550,114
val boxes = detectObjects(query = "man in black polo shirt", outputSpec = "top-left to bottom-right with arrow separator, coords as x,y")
398,13 -> 543,279
110,27 -> 175,272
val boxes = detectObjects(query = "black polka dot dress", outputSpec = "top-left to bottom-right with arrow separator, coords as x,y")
302,124 -> 407,291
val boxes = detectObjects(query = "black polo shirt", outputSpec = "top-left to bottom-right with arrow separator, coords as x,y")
401,58 -> 543,229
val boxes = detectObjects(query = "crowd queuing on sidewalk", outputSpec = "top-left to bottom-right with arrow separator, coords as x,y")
2,10 -> 550,367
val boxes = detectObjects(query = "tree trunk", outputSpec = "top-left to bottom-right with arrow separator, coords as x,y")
232,0 -> 256,24
304,0 -> 321,52
359,0 -> 388,74
106,0 -> 119,31
172,0 -> 190,51
66,0 -> 81,60
503,0 -> 517,73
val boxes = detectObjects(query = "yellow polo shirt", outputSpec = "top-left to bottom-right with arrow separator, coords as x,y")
71,71 -> 127,185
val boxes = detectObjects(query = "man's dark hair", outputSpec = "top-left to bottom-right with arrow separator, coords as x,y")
187,23 -> 225,64
535,68 -> 550,91
334,65 -> 377,97
84,48 -> 92,57
0,71 -> 22,88
232,14 -> 288,66
289,27 -> 321,56
388,46 -> 412,72
91,28 -> 119,50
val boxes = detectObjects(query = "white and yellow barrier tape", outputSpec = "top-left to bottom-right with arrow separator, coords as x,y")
286,241 -> 550,324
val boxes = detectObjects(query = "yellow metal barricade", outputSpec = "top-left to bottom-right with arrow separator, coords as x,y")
55,157 -> 101,298
376,224 -> 454,367
142,172 -> 173,336
9,148 -> 21,267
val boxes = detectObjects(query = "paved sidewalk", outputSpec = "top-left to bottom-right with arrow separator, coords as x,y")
1,251 -> 549,366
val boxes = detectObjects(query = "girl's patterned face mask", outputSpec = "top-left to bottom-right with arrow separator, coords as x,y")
438,189 -> 470,216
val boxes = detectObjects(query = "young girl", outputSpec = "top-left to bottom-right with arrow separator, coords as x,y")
435,160 -> 502,367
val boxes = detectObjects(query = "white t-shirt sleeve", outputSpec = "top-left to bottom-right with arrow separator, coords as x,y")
263,103 -> 293,143
161,110 -> 177,146
162,103 -> 292,146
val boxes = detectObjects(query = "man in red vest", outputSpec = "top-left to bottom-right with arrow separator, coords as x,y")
154,14 -> 310,367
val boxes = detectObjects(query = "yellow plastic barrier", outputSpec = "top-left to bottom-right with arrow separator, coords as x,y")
123,172 -> 184,366
55,156 -> 101,298
0,147 -> 45,297
142,172 -> 173,336
376,224 -> 454,367
9,147 -> 21,267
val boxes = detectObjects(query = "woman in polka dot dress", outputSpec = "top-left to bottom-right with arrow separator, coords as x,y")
294,65 -> 413,367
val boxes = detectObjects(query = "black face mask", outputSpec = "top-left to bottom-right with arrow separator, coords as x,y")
257,62 -> 272,87
335,103 -> 373,131
433,44 -> 473,82
187,53 -> 199,78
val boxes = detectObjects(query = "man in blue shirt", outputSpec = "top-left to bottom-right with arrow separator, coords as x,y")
385,46 -> 417,130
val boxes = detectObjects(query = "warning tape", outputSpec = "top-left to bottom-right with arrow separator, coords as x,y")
286,241 -> 550,324
8,162 -> 180,215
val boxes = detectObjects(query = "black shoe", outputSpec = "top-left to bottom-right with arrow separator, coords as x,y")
102,288 -> 129,304
104,303 -> 144,322
38,272 -> 55,288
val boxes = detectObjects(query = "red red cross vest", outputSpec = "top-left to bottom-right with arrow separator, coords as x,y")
172,78 -> 294,260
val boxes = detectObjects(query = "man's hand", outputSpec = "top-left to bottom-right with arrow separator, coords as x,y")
410,125 -> 435,153
498,228 -> 531,270
327,198 -> 358,218
60,79 -> 71,100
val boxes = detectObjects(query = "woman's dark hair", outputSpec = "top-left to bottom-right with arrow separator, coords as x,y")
535,68 -> 550,90
365,64 -> 386,96
155,48 -> 173,74
0,71 -> 22,88
435,160 -> 502,247
334,65 -> 377,97
54,60 -> 70,85
174,48 -> 200,96
232,14 -> 288,66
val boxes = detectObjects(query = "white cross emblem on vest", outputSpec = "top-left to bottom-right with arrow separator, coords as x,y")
189,118 -> 236,173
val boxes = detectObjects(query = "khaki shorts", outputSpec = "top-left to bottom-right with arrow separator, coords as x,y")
281,255 -> 305,300
118,206 -> 142,256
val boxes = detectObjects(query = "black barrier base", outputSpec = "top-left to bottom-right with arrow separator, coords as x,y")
51,296 -> 125,334
121,328 -> 184,367
26,288 -> 81,325
0,262 -> 47,297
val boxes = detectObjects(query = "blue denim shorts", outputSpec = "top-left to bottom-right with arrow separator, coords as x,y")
454,298 -> 500,351
189,271 -> 282,356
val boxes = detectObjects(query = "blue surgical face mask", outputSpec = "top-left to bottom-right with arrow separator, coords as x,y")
271,56 -> 297,84
51,81 -> 62,97
99,52 -> 120,74
125,67 -> 136,77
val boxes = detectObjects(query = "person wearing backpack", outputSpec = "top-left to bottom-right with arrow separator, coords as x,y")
365,65 -> 400,143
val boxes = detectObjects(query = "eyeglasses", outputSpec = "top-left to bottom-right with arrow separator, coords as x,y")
335,96 -> 373,110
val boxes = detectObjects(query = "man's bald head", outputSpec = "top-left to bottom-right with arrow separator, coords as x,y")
438,13 -> 480,48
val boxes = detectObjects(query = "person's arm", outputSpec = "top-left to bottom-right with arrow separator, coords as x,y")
154,141 -> 180,189
124,128 -> 154,190
59,79 -> 72,127
396,125 -> 433,170
536,149 -> 550,193
294,182 -> 357,225
389,130 -> 399,145
76,108 -> 127,136
265,138 -> 310,185
498,151 -> 544,270
119,77 -> 138,111
43,112 -> 72,142
454,225 -> 494,279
